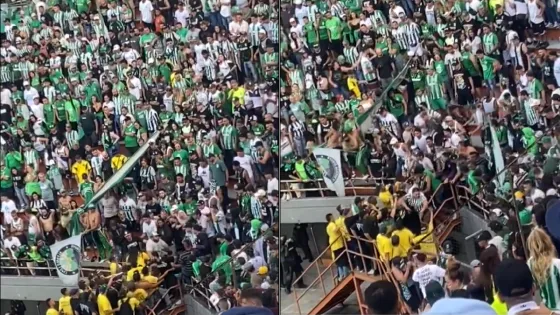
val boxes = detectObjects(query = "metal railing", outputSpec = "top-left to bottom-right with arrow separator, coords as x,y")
281,177 -> 397,198
0,257 -> 112,277
291,233 -> 410,315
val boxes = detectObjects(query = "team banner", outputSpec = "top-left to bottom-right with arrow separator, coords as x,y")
50,235 -> 82,286
489,123 -> 505,187
313,148 -> 345,197
83,130 -> 162,209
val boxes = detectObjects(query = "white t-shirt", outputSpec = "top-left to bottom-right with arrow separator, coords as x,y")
142,220 -> 157,237
198,165 -> 211,188
146,238 -> 169,254
4,237 -> 21,257
267,177 -> 278,194
175,9 -> 189,27
1,199 -> 16,225
139,0 -> 154,23
412,264 -> 446,297
23,87 -> 39,106
233,155 -> 253,180
128,77 -> 142,100
220,0 -> 231,17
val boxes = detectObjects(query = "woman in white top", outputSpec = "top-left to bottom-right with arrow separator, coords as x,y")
527,228 -> 560,311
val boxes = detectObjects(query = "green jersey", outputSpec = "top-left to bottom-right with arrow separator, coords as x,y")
426,73 -> 444,99
123,124 -> 138,148
304,22 -> 318,44
480,56 -> 496,80
325,17 -> 342,40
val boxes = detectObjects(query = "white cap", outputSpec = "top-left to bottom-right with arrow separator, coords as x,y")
148,57 -> 155,64
171,205 -> 178,211
259,29 -> 267,34
293,0 -> 302,4
23,81 -> 29,86
546,188 -> 558,196
390,138 -> 398,145
289,18 -> 296,23
491,208 -> 502,217
113,45 -> 120,51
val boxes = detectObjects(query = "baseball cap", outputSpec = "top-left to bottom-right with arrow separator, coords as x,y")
257,266 -> 268,275
494,259 -> 533,298
476,230 -> 492,242
69,288 -> 80,296
425,281 -> 445,306
424,298 -> 497,315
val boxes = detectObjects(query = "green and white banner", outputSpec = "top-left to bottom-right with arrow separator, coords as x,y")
84,130 -> 162,209
50,235 -> 82,286
313,147 -> 345,197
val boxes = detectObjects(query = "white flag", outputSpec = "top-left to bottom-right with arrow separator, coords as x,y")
313,148 -> 345,197
50,235 -> 82,286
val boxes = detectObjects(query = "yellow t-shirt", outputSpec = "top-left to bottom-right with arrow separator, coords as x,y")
137,252 -> 150,268
391,228 -> 414,257
58,296 -> 72,315
111,155 -> 128,171
97,294 -> 112,315
327,222 -> 344,252
378,191 -> 393,208
230,87 -> 246,107
110,262 -> 119,275
119,297 -> 140,311
47,308 -> 60,315
334,217 -> 350,241
376,234 -> 392,261
413,221 -> 437,257
71,160 -> 91,184
126,267 -> 143,282
133,288 -> 148,302
143,275 -> 158,284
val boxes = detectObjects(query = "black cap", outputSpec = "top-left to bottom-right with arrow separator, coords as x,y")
494,259 -> 533,297
476,230 -> 492,242
425,281 -> 445,306
69,288 -> 80,296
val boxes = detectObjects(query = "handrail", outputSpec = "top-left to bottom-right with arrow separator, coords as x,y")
145,283 -> 183,315
189,239 -> 257,295
1,257 -> 112,277
292,233 -> 409,315
282,177 -> 397,197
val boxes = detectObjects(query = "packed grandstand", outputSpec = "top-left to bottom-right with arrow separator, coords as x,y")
277,0 -> 560,313
0,0 -> 279,313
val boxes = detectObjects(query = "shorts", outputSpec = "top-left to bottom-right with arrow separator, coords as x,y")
431,98 -> 447,110
471,75 -> 483,88
531,21 -> 546,35
319,39 -> 329,52
408,44 -> 423,57
329,39 -> 343,54
457,88 -> 474,106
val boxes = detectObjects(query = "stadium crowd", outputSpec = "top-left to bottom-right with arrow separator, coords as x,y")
277,0 -> 560,313
0,0 -> 280,313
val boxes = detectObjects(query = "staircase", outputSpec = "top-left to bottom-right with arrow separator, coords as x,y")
285,184 -> 479,315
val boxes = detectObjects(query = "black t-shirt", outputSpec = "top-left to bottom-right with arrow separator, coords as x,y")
145,202 -> 162,216
12,171 -> 25,188
237,40 -> 252,62
0,104 -> 12,123
344,214 -> 360,233
71,298 -> 93,315
69,147 -> 86,161
376,54 -> 394,79
452,68 -> 470,90
362,216 -> 379,239
80,112 -> 97,132
359,30 -> 376,47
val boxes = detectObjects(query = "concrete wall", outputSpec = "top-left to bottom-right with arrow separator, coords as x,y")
280,197 -> 355,224
0,276 -> 68,301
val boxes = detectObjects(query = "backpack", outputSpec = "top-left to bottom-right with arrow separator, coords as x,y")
119,298 -> 134,315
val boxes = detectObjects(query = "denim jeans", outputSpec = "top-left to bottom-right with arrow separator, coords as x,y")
14,187 -> 28,208
243,61 -> 258,82
545,0 -> 559,24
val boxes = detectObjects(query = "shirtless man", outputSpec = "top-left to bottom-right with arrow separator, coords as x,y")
58,190 -> 72,210
38,208 -> 55,245
81,205 -> 110,260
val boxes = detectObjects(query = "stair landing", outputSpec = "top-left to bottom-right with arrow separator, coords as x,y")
281,262 -> 382,315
